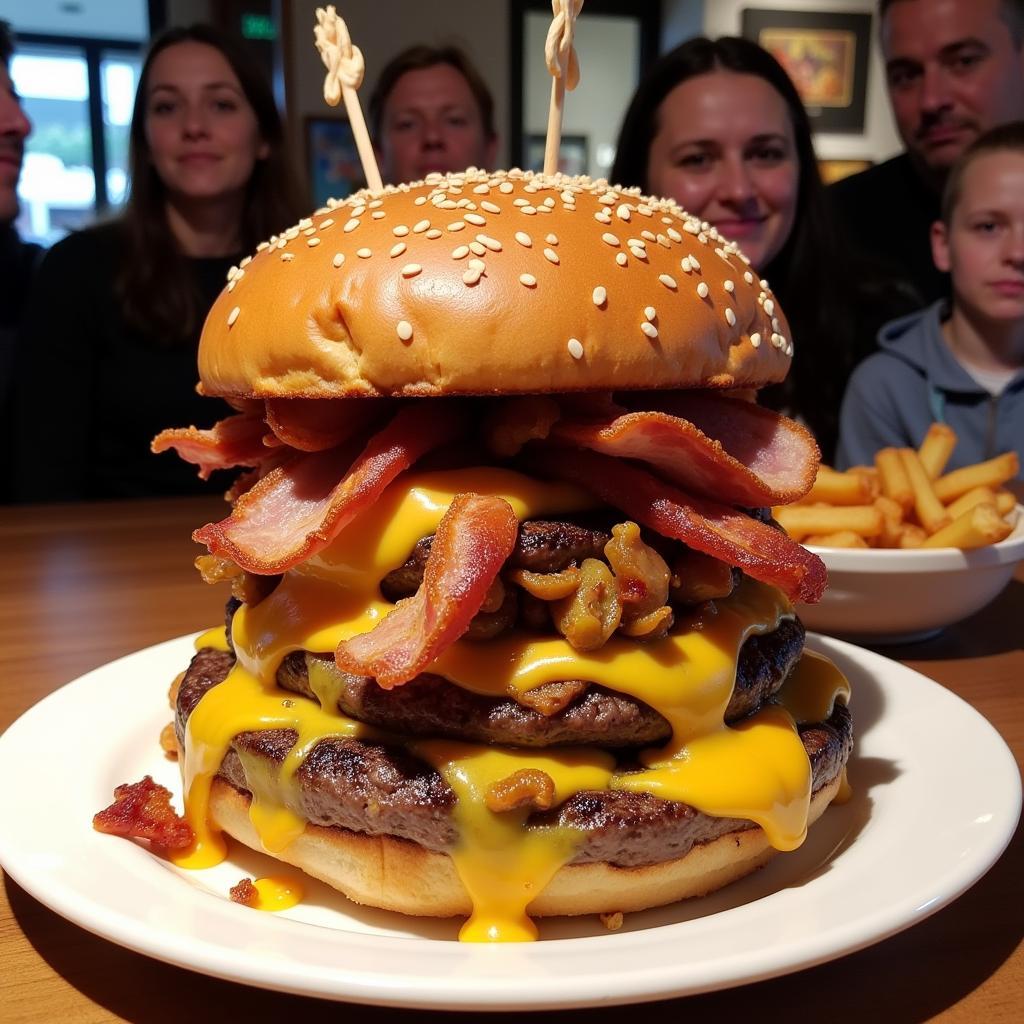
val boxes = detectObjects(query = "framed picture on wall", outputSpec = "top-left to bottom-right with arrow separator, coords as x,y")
305,117 -> 366,207
741,8 -> 872,133
818,158 -> 873,184
525,133 -> 589,176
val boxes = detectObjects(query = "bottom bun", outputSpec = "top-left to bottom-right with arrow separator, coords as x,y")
208,774 -> 843,918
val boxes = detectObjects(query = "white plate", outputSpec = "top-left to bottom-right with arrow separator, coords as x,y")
0,634 -> 1020,1010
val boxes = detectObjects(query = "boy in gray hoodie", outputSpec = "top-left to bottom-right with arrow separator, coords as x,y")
837,123 -> 1024,475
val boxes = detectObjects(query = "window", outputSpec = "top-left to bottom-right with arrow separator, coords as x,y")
12,35 -> 143,246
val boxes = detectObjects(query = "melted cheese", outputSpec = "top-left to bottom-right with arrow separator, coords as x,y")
179,467 -> 851,939
251,875 -> 304,911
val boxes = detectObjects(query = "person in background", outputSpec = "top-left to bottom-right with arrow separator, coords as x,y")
611,35 -> 914,464
368,45 -> 497,185
11,24 -> 304,502
830,0 -> 1024,309
0,21 -> 40,439
837,122 -> 1024,475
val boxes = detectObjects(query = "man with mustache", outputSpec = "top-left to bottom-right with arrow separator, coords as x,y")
830,0 -> 1024,308
1,19 -> 39,493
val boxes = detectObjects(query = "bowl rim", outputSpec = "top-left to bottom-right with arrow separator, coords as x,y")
806,503 -> 1024,572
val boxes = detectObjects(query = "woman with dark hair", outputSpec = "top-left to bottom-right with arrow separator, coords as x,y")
612,36 -> 914,462
11,24 -> 305,501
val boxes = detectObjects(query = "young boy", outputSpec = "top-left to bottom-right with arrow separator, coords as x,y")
836,122 -> 1024,475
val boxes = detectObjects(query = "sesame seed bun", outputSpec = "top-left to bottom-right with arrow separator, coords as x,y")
206,773 -> 841,919
198,170 -> 793,400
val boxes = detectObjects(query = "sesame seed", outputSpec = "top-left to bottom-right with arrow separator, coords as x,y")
397,320 -> 413,341
515,231 -> 532,247
724,280 -> 735,293
598,194 -> 616,205
227,306 -> 240,326
771,333 -> 783,348
307,237 -> 321,247
659,274 -> 677,290
280,253 -> 294,262
744,271 -> 754,284
226,265 -> 239,281
725,307 -> 737,327
478,234 -> 502,251
299,217 -> 312,229
390,242 -> 407,257
343,219 -> 360,232
543,248 -> 559,264
520,206 -> 537,215
333,253 -> 345,268
357,247 -> 372,258
447,221 -> 466,232
414,196 -> 427,205
592,286 -> 607,306
638,204 -> 653,217
690,256 -> 701,271
644,306 -> 656,321
616,205 -> 631,221
545,233 -> 558,245
602,232 -> 620,247
513,198 -> 529,207
303,227 -> 317,236
469,241 -> 487,256
319,218 -> 334,229
464,213 -> 486,226
473,183 -> 490,194
629,246 -> 648,261
227,280 -> 236,292
760,278 -> 770,289
439,199 -> 458,210
452,245 -> 470,259
543,197 -> 555,208
594,210 -> 612,224
240,255 -> 252,268
750,332 -> 762,348
463,267 -> 482,285
616,252 -> 628,266
413,219 -> 430,233
393,225 -> 410,237
285,227 -> 299,239
640,230 -> 656,242
667,228 -> 682,243
567,338 -> 584,359
697,282 -> 710,299
640,322 -> 658,339
698,233 -> 708,244
764,299 -> 775,317
256,242 -> 269,252
481,200 -> 501,214
500,181 -> 514,193
369,199 -> 383,208
468,258 -> 486,271
519,273 -> 537,287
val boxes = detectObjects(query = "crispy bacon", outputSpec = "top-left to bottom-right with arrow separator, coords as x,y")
229,878 -> 259,906
264,397 -> 391,452
527,446 -> 826,603
152,413 -> 271,479
554,392 -> 819,506
92,776 -> 194,849
194,402 -> 466,575
335,493 -> 519,688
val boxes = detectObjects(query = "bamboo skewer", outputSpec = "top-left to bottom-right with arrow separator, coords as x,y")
314,5 -> 383,192
543,0 -> 583,176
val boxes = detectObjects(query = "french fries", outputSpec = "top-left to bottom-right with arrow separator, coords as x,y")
776,426 -> 1019,550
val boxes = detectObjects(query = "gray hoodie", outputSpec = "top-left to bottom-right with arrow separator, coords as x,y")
836,301 -> 1024,475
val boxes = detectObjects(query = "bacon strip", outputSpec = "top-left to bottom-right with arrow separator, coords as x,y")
92,776 -> 194,849
554,392 -> 818,506
264,397 -> 391,452
193,403 -> 466,575
151,413 -> 271,479
335,493 -> 518,688
528,446 -> 826,603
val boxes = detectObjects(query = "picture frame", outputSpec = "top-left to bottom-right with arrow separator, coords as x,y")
525,133 -> 589,177
818,158 -> 873,185
304,116 -> 366,207
741,8 -> 873,134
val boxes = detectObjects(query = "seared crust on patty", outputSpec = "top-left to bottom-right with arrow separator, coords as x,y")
176,640 -> 850,868
273,616 -> 805,748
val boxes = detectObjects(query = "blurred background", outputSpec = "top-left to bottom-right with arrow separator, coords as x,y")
6,0 -> 900,246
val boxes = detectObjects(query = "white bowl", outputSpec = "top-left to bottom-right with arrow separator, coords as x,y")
796,505 -> 1024,643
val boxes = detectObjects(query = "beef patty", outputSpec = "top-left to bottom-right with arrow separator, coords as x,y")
176,641 -> 850,868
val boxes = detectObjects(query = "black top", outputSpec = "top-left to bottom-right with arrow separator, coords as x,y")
827,153 -> 949,308
11,222 -> 238,502
0,225 -> 43,408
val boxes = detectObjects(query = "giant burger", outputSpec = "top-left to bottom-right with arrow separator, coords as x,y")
140,169 -> 850,941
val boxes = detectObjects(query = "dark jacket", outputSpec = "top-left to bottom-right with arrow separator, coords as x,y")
828,154 -> 948,308
836,301 -> 1024,475
11,222 -> 237,501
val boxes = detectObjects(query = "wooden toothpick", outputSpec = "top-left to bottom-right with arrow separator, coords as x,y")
543,0 -> 584,176
314,5 -> 383,192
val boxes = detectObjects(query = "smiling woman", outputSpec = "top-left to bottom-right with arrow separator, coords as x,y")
10,24 -> 305,502
612,35 -> 918,463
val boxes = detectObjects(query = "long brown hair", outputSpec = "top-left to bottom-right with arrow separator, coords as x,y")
118,24 -> 305,342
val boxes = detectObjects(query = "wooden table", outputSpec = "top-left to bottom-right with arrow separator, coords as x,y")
1,496 -> 1021,1023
